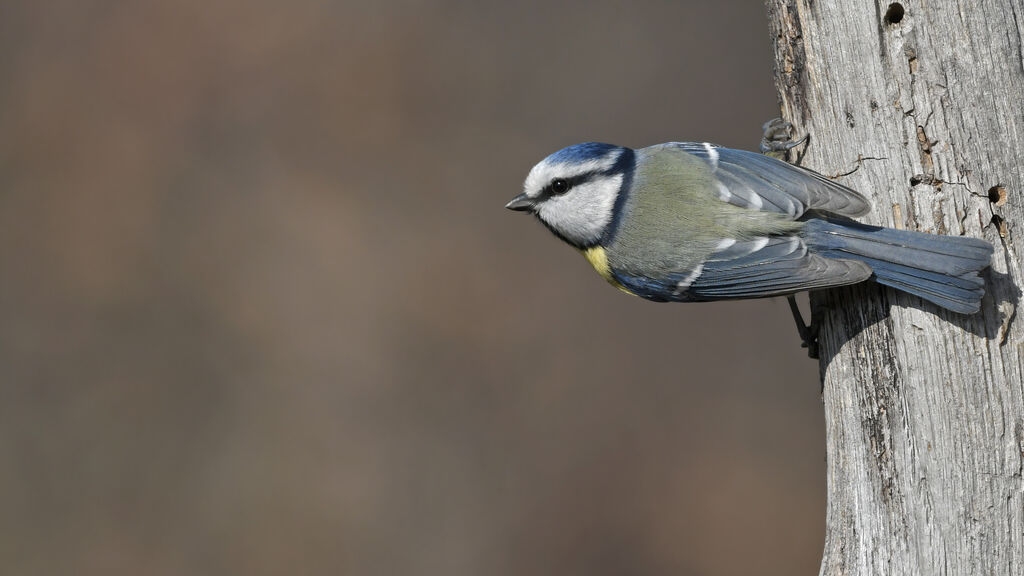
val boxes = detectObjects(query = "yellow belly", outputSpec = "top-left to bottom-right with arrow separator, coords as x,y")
581,246 -> 635,296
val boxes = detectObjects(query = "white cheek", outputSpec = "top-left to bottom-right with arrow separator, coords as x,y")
537,174 -> 622,245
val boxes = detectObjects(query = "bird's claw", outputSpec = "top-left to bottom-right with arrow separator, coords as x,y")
760,118 -> 808,158
786,295 -> 820,360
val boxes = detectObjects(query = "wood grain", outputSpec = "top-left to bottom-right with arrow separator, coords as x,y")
766,1 -> 1024,574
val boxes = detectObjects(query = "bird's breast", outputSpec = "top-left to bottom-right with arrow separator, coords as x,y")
580,246 -> 636,296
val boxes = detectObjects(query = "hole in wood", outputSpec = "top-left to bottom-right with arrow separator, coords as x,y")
988,185 -> 1008,206
884,3 -> 905,25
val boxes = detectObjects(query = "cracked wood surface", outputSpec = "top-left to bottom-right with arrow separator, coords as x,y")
766,1 -> 1024,574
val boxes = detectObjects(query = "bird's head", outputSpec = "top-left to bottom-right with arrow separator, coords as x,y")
506,142 -> 634,249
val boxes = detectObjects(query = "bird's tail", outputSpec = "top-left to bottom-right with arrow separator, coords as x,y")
803,218 -> 994,313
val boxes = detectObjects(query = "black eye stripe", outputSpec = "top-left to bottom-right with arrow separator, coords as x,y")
534,161 -> 627,202
542,171 -> 600,197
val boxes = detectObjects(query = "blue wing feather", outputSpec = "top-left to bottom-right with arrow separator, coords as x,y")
613,235 -> 873,301
668,143 -> 871,218
687,236 -> 872,299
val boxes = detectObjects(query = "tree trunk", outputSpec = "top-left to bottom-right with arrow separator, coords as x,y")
765,1 -> 1024,574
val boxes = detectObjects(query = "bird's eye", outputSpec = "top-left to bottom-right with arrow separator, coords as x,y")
551,178 -> 569,194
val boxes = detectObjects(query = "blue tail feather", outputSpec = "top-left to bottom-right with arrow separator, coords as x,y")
803,218 -> 993,313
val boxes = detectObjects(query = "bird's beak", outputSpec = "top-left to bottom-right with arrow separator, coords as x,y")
505,193 -> 534,212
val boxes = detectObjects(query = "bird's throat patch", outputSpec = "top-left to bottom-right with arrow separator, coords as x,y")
581,246 -> 634,296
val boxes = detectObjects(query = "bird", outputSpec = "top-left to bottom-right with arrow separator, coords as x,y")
505,123 -> 994,354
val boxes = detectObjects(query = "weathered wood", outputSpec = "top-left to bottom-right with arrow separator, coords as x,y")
766,1 -> 1024,574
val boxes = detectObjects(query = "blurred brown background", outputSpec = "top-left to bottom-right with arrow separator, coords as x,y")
0,1 -> 825,575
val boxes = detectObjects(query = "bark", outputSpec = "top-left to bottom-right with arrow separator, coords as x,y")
765,1 -> 1024,574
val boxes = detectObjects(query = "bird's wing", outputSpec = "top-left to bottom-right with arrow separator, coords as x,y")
669,142 -> 871,218
683,235 -> 872,299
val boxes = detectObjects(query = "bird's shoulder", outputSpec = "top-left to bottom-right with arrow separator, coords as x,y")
633,143 -> 716,183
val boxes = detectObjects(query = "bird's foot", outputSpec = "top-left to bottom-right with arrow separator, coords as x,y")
760,118 -> 808,159
786,295 -> 819,359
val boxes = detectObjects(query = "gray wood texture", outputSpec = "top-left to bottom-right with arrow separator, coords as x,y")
765,1 -> 1024,574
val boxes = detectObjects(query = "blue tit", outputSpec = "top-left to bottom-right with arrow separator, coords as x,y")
505,140 -> 994,318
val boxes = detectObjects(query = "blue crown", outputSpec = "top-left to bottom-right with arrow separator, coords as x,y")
545,142 -> 622,165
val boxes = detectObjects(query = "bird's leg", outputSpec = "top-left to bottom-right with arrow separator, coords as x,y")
760,118 -> 808,160
786,295 -> 820,359
765,118 -> 818,358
